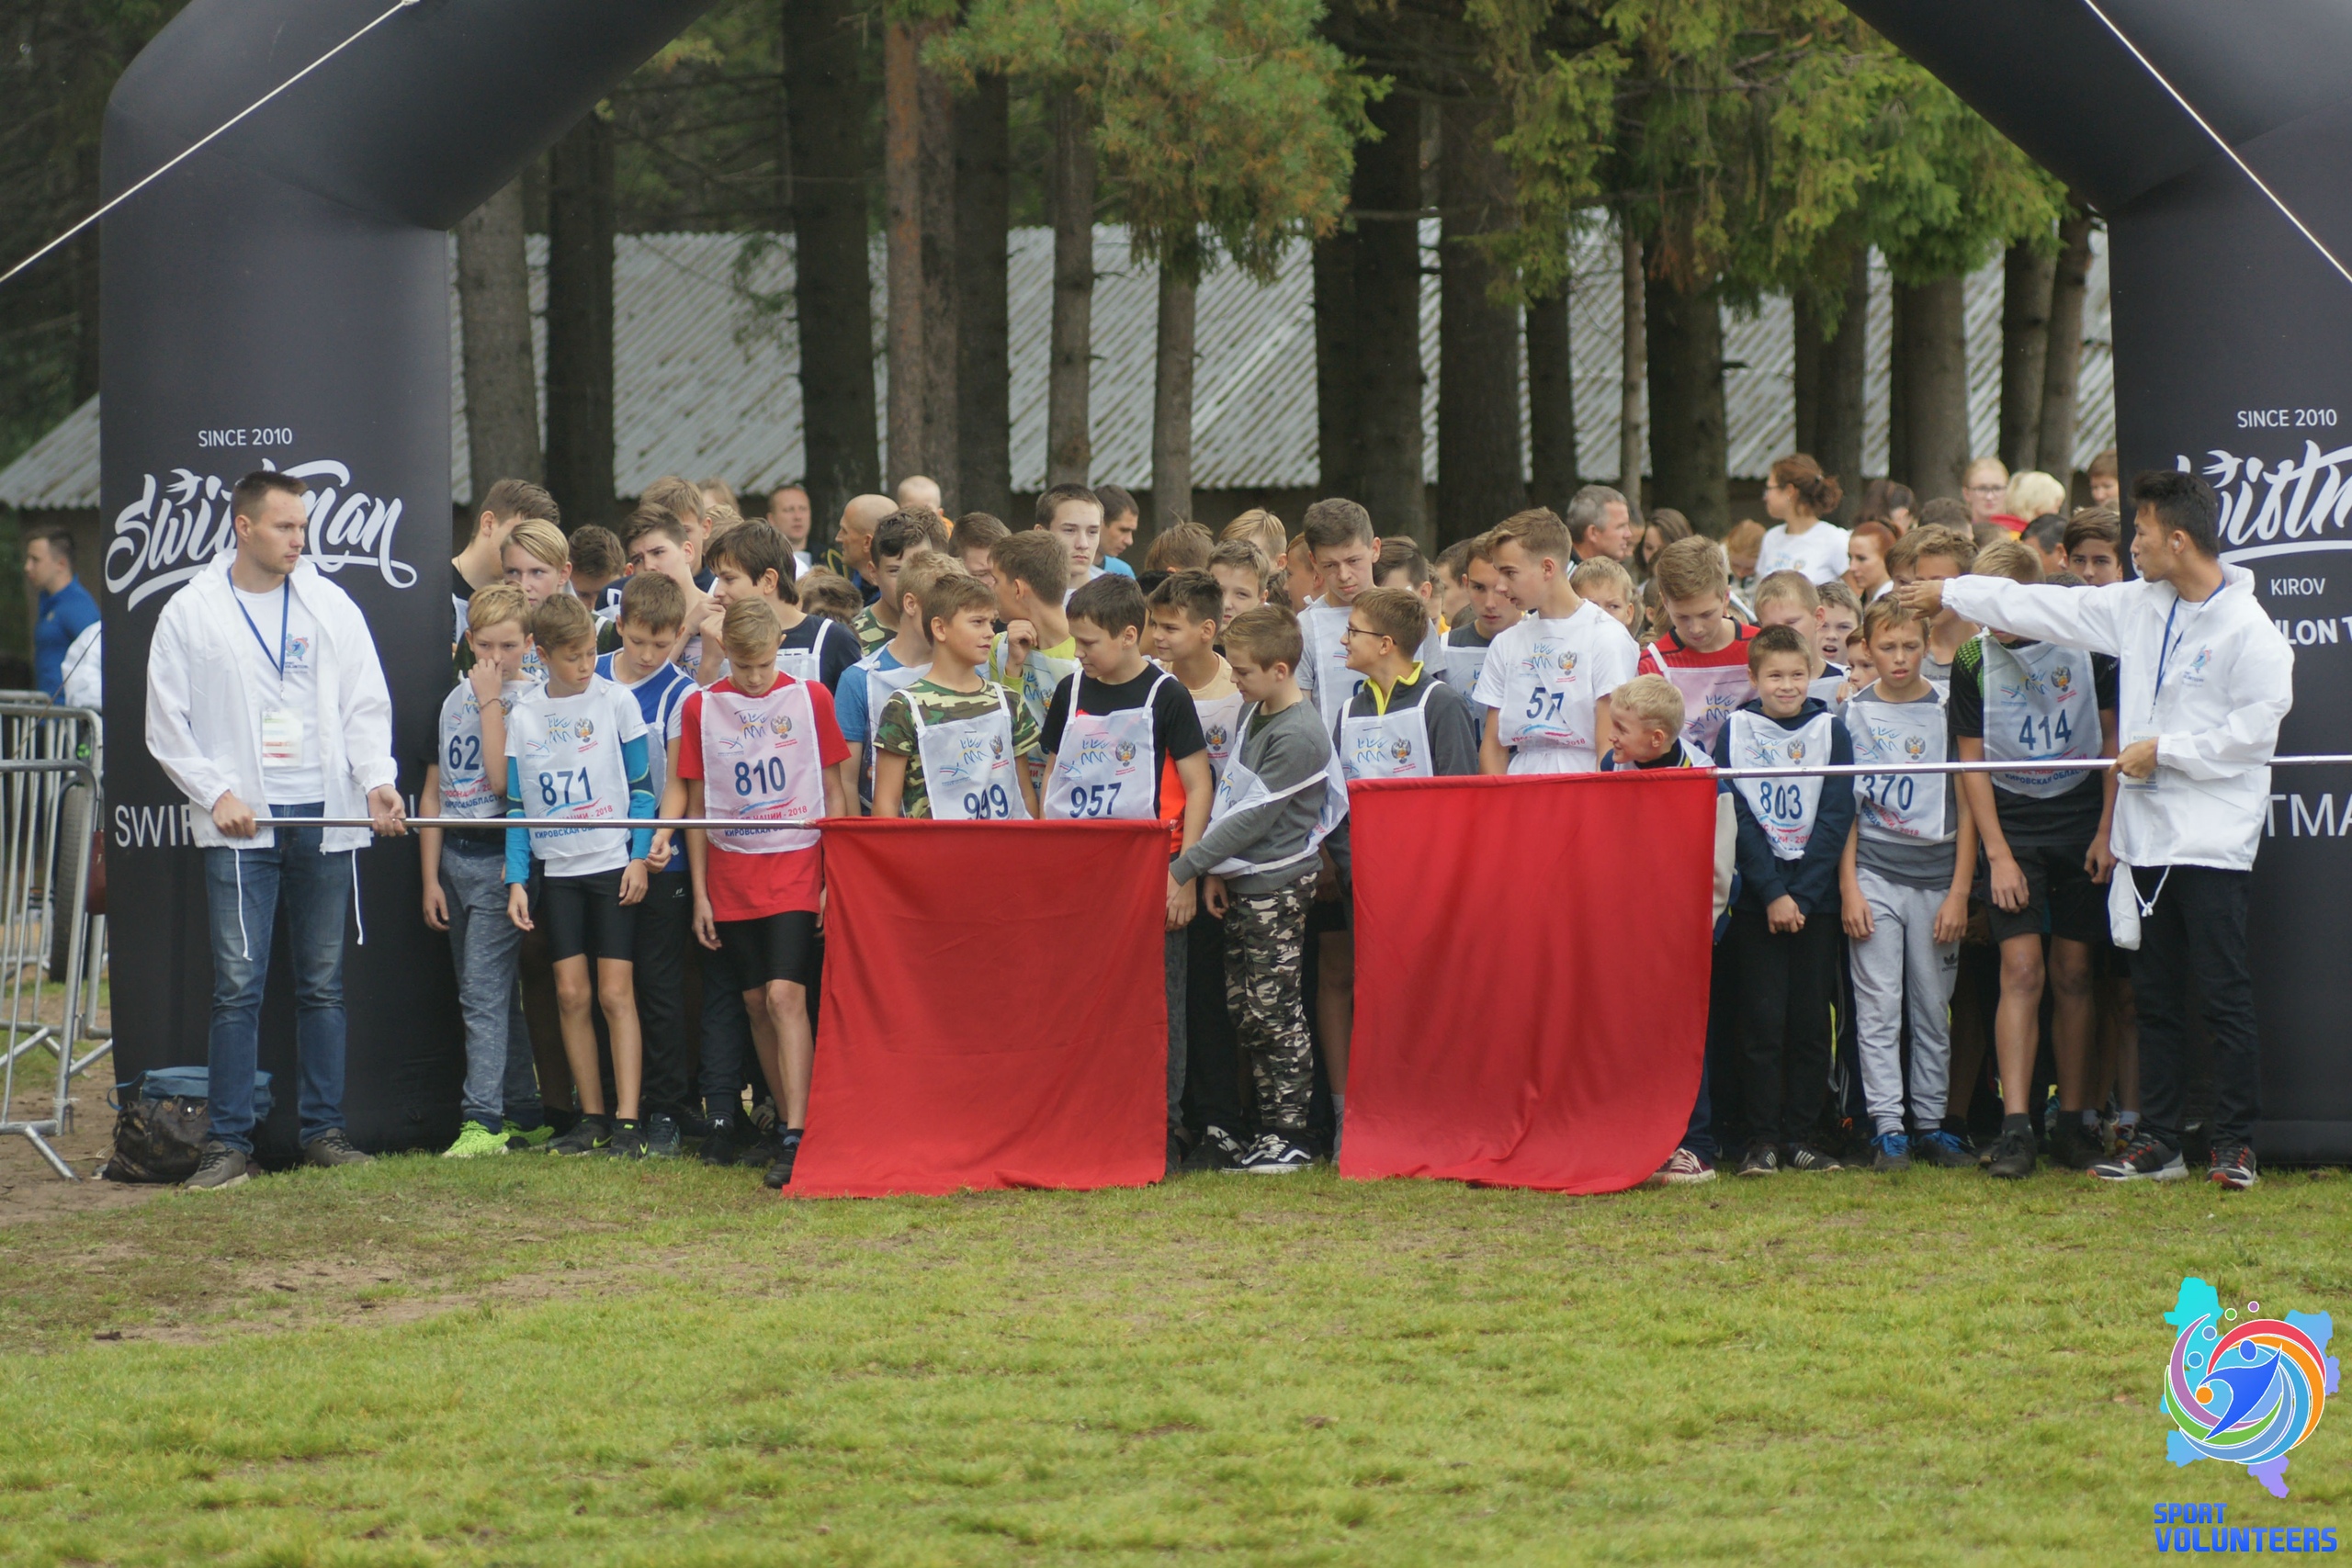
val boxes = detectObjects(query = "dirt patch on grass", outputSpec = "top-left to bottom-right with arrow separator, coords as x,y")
0,1086 -> 164,1225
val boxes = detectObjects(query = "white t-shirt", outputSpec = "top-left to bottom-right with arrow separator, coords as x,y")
1755,521 -> 1851,586
1471,601 -> 1640,773
233,581 -> 324,804
504,677 -> 650,878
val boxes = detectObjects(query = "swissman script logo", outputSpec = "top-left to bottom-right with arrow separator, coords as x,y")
107,459 -> 414,609
2163,1277 -> 2337,1497
2194,442 -> 2352,567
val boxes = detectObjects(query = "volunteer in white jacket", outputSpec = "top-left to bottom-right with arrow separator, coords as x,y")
145,470 -> 408,1190
1902,468 -> 2291,1190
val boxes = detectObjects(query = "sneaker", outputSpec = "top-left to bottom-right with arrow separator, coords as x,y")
548,1117 -> 610,1156
442,1121 -> 509,1159
763,1130 -> 804,1190
1913,1128 -> 1976,1168
1985,1126 -> 2037,1179
599,1120 -> 648,1159
1165,1132 -> 1188,1178
1643,1146 -> 1716,1187
184,1139 -> 251,1190
1181,1125 -> 1247,1173
503,1119 -> 555,1152
2090,1134 -> 2188,1182
1785,1143 -> 1846,1172
740,1124 -> 788,1171
698,1113 -> 748,1168
1233,1134 -> 1313,1175
1736,1143 -> 1778,1177
301,1129 -> 372,1168
646,1111 -> 683,1159
1869,1132 -> 1912,1172
2050,1114 -> 2102,1171
2208,1145 -> 2259,1190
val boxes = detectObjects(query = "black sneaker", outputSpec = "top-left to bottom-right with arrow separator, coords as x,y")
1986,1126 -> 2037,1179
1736,1143 -> 1779,1177
2208,1145 -> 2259,1190
1913,1127 -> 1976,1168
1182,1125 -> 1247,1173
698,1113 -> 747,1168
300,1129 -> 372,1168
1165,1132 -> 1188,1178
740,1124 -> 788,1170
1785,1143 -> 1846,1172
184,1139 -> 251,1190
599,1119 -> 649,1159
2090,1134 -> 2188,1182
645,1111 -> 683,1159
548,1117 -> 610,1156
1233,1134 -> 1313,1174
2050,1114 -> 2102,1171
763,1130 -> 804,1190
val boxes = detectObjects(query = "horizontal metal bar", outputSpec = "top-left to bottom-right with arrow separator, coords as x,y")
233,817 -> 825,830
1714,752 -> 2352,782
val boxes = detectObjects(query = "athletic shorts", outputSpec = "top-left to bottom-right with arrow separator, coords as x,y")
716,910 -> 820,988
539,868 -> 637,964
1978,840 -> 2106,946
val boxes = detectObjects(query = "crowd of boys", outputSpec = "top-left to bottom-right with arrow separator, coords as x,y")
280,455 -> 2289,1193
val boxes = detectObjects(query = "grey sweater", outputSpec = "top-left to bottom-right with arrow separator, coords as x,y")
1170,696 -> 1332,895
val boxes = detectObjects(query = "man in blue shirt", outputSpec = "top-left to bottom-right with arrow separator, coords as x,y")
25,527 -> 97,700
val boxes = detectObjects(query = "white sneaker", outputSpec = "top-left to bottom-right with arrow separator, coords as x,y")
1235,1134 -> 1313,1175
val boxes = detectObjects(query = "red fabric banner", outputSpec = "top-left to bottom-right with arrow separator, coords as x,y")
1341,771 -> 1718,1193
787,818 -> 1169,1197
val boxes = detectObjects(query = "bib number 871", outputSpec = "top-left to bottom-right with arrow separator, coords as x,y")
537,768 -> 592,809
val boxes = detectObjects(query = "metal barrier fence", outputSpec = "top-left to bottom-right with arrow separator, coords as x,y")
0,718 -> 101,1180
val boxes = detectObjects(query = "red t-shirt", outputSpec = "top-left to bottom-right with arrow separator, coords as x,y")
676,675 -> 849,921
1637,620 -> 1758,672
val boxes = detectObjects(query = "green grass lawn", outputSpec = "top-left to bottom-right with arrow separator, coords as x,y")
1,1158 -> 2347,1566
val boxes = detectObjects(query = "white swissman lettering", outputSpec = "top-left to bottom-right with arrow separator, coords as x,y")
107,458 -> 414,609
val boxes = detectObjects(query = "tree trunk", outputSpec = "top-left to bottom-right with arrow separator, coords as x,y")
1151,259 -> 1197,536
2038,212 -> 2094,499
1436,96 -> 1523,549
1999,238 -> 2054,472
70,145 -> 99,404
1885,270 -> 1910,487
784,0 -> 880,543
883,20 -> 957,501
1046,84 -> 1097,488
456,177 -> 542,506
1895,276 -> 1970,502
1792,289 -> 1823,458
1644,273 -> 1727,536
1352,89 -> 1426,537
1815,247 -> 1869,523
544,113 -> 615,525
1526,288 -> 1577,518
1617,224 -> 1645,502
955,73 -> 1012,523
1312,231 -> 1360,500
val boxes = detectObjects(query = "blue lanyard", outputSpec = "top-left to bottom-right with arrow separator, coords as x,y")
234,581 -> 289,683
2152,592 -> 2211,705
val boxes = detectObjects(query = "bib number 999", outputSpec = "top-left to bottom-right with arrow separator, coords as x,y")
960,784 -> 1014,819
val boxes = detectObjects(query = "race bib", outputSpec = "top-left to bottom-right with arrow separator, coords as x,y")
259,707 -> 305,768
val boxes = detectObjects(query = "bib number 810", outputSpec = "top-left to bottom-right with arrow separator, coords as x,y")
733,756 -> 791,797
960,784 -> 1014,819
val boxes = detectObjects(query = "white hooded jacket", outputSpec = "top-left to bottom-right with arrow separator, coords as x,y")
1939,563 -> 2291,874
145,553 -> 398,853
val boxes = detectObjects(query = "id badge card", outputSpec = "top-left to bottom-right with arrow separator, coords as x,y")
2120,726 -> 2158,792
260,706 -> 305,768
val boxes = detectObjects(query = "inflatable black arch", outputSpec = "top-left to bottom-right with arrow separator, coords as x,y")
1851,0 -> 2352,1160
101,0 -> 712,1157
100,0 -> 2352,1160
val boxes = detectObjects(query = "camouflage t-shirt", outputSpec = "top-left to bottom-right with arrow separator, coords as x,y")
851,604 -> 890,656
874,677 -> 1040,819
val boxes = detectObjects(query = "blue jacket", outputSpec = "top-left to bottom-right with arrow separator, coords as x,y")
35,578 -> 98,699
1712,697 -> 1854,917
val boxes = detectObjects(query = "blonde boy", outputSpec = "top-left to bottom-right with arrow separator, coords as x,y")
1206,539 -> 1272,630
1472,508 -> 1640,774
1569,556 -> 1638,634
1637,535 -> 1758,754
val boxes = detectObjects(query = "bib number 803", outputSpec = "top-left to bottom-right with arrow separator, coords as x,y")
960,784 -> 1014,819
1754,781 -> 1806,822
1066,782 -> 1123,818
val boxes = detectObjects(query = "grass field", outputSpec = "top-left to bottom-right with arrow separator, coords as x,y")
1,1156 -> 2346,1566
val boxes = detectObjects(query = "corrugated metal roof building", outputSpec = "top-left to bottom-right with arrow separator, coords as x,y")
0,224 -> 2113,512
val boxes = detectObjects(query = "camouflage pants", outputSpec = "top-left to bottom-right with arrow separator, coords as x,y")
1222,878 -> 1314,1134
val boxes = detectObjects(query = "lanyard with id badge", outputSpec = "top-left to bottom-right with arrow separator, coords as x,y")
238,582 -> 307,770
2130,592 -> 2215,795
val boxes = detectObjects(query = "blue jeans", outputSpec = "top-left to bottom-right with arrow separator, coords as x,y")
202,805 -> 351,1153
439,844 -> 541,1130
